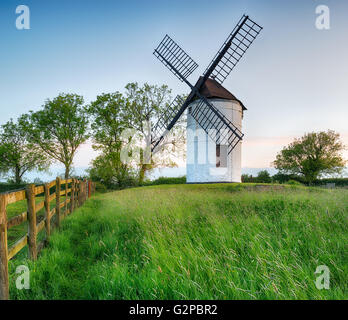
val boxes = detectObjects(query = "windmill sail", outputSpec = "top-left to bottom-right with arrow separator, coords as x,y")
151,95 -> 185,148
203,15 -> 262,85
190,98 -> 243,154
151,15 -> 262,154
154,35 -> 198,82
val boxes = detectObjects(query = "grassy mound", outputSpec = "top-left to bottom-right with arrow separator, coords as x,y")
9,184 -> 348,299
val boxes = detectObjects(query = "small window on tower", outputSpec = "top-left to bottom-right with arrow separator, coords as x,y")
216,144 -> 228,168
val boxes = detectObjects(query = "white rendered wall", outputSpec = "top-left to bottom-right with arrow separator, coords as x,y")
186,99 -> 243,183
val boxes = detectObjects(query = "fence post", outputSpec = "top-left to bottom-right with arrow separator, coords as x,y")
79,180 -> 84,206
77,180 -> 80,207
75,180 -> 79,208
81,180 -> 84,204
82,180 -> 85,204
88,180 -> 91,198
64,180 -> 68,217
85,180 -> 88,201
44,183 -> 51,242
27,184 -> 37,261
85,180 -> 88,202
56,177 -> 61,228
70,179 -> 75,213
0,194 -> 9,300
76,179 -> 79,208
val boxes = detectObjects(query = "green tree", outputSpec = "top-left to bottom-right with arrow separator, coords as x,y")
88,151 -> 137,189
20,93 -> 89,179
271,172 -> 303,184
124,83 -> 186,184
0,119 -> 50,183
87,92 -> 135,188
241,174 -> 254,183
273,130 -> 346,184
87,92 -> 127,153
256,170 -> 272,183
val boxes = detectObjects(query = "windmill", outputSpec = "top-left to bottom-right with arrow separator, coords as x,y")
152,15 -> 263,183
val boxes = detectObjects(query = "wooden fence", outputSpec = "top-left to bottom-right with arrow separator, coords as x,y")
0,178 -> 96,300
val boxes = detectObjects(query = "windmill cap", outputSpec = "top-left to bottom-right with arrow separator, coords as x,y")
195,77 -> 247,110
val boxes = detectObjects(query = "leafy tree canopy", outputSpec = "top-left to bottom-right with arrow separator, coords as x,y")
87,92 -> 128,153
88,83 -> 186,186
256,170 -> 272,183
124,82 -> 186,183
273,130 -> 346,183
0,119 -> 50,183
20,93 -> 89,178
87,92 -> 135,188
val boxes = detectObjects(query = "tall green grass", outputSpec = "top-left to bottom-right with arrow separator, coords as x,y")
8,184 -> 348,299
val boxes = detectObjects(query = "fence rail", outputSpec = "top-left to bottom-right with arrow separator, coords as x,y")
0,177 -> 96,300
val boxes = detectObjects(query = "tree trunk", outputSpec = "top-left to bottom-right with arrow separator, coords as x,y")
139,164 -> 146,185
64,165 -> 70,179
15,165 -> 21,184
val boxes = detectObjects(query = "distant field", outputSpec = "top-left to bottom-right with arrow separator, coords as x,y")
8,184 -> 348,299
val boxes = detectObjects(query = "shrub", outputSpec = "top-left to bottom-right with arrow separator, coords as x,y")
94,182 -> 108,193
272,173 -> 307,184
313,178 -> 348,187
286,180 -> 303,186
0,183 -> 26,193
256,170 -> 272,183
143,176 -> 186,186
242,171 -> 272,183
272,173 -> 348,186
241,174 -> 254,183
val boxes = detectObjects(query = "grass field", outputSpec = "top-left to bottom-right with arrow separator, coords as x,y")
8,184 -> 348,300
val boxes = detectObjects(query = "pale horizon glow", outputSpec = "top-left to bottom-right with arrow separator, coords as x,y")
70,132 -> 348,177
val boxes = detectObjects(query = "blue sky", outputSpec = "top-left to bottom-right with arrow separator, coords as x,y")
0,0 -> 347,179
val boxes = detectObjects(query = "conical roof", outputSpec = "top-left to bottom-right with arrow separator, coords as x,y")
196,77 -> 247,110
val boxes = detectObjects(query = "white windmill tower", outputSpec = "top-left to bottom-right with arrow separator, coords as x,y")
186,78 -> 247,183
151,15 -> 262,183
